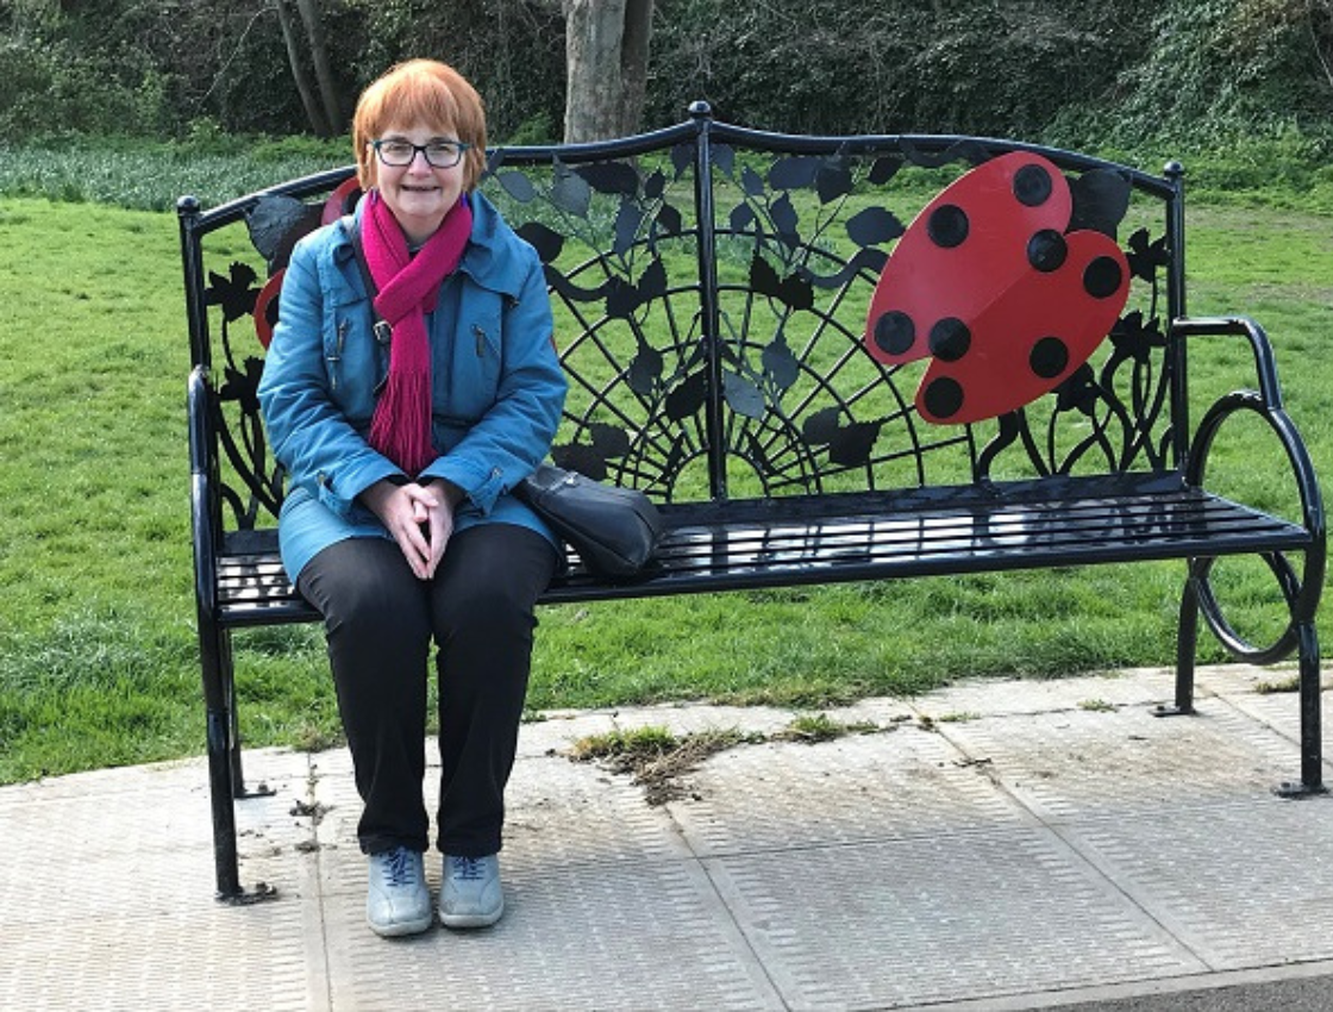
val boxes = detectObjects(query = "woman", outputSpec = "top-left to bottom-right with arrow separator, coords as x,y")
258,59 -> 566,938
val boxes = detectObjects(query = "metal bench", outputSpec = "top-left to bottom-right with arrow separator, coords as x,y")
179,103 -> 1325,902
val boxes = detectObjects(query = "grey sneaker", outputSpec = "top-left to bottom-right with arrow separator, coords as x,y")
439,854 -> 504,928
366,846 -> 432,937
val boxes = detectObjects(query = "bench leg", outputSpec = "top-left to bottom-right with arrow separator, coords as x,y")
1157,562 -> 1202,717
219,633 -> 276,804
200,621 -> 277,903
1276,620 -> 1327,798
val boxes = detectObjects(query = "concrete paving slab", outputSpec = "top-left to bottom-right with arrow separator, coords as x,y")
703,830 -> 1207,1010
666,730 -> 1029,856
936,702 -> 1305,820
4,664 -> 1333,1011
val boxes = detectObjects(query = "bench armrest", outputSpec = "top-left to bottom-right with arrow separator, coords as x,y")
188,365 -> 220,618
1169,315 -> 1285,409
1185,387 -> 1325,626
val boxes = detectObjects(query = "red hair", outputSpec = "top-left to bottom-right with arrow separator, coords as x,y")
352,59 -> 487,191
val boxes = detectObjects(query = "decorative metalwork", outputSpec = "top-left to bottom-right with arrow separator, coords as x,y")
193,114 -> 1178,522
203,258 -> 281,530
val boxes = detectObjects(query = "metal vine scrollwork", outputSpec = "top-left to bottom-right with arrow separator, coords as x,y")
204,259 -> 281,529
487,145 -> 704,496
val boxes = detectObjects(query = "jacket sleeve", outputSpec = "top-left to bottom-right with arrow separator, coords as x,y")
257,234 -> 402,519
418,248 -> 567,513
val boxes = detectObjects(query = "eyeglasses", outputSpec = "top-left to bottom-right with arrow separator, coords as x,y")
370,138 -> 471,168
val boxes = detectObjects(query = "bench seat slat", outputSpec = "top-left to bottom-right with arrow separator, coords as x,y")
211,484 -> 1311,620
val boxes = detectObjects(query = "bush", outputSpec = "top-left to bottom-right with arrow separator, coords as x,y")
1047,0 -> 1333,152
646,0 -> 1157,135
0,36 -> 169,141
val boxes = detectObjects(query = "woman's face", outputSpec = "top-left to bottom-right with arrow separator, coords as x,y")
370,122 -> 467,244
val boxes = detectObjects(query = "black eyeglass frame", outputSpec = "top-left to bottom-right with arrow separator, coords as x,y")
370,138 -> 472,168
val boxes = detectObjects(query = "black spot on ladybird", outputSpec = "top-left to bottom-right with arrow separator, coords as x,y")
928,317 -> 971,362
1029,336 -> 1069,379
923,377 -> 964,419
1013,164 -> 1053,207
927,204 -> 969,248
874,311 -> 915,355
1083,256 -> 1123,298
1027,229 -> 1068,273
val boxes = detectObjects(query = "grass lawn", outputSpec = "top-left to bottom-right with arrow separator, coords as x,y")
1,171 -> 1330,784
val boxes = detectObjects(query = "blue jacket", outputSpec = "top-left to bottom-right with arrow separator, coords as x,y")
257,191 -> 567,582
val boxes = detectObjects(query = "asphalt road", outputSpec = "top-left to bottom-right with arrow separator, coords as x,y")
1054,972 -> 1333,1011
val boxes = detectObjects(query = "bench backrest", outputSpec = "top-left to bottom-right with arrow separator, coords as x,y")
179,104 -> 1186,535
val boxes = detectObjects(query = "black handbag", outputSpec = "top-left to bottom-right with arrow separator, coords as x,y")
518,464 -> 664,577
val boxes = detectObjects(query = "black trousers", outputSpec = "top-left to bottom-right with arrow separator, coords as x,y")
296,524 -> 557,857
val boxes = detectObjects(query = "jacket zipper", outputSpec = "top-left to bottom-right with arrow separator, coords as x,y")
329,319 -> 348,391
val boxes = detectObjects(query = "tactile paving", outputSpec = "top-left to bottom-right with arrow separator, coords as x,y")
1054,796 -> 1333,969
703,829 -> 1206,1009
667,727 -> 1030,857
936,700 -> 1302,820
320,857 -> 784,1010
8,669 -> 1333,1010
0,749 -> 318,1011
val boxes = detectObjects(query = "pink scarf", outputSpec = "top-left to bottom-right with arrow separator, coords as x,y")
360,189 -> 473,476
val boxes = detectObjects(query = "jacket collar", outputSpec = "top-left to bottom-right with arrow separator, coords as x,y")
343,190 -> 522,299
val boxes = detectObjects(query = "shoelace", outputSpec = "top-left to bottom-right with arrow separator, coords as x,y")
383,847 -> 418,887
451,856 -> 486,882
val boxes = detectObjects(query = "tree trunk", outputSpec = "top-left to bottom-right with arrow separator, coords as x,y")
293,0 -> 344,134
562,0 -> 654,142
618,0 -> 654,134
275,0 -> 330,137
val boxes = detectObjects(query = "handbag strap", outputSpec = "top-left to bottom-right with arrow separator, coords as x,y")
344,214 -> 392,345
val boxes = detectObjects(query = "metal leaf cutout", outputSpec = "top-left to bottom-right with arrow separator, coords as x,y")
589,422 -> 632,458
613,201 -> 644,255
868,156 -> 903,184
575,162 -> 640,197
551,163 -> 592,217
768,156 -> 821,191
730,203 -> 756,233
206,262 -> 259,323
723,370 -> 766,419
628,342 -> 664,394
665,370 -> 707,421
1068,169 -> 1132,238
771,194 -> 799,245
828,421 -> 882,466
763,336 -> 799,392
655,203 -> 684,238
246,195 -> 321,271
846,206 -> 905,248
816,162 -> 854,203
711,144 -> 735,177
550,442 -> 609,480
516,221 -> 564,263
496,171 -> 537,203
802,407 -> 841,446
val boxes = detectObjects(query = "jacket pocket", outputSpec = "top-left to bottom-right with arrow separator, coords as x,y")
325,296 -> 383,418
438,303 -> 503,418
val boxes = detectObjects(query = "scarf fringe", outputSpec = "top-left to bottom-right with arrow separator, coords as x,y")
368,372 -> 435,478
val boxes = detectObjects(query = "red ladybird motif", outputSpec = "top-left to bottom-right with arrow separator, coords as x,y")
863,152 -> 1130,425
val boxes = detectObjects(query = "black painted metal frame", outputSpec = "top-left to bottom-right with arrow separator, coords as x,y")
179,104 -> 1326,902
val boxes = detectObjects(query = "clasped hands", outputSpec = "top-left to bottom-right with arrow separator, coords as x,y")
360,478 -> 461,580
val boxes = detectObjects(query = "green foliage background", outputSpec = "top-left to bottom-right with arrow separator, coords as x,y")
1,0 -> 1331,149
